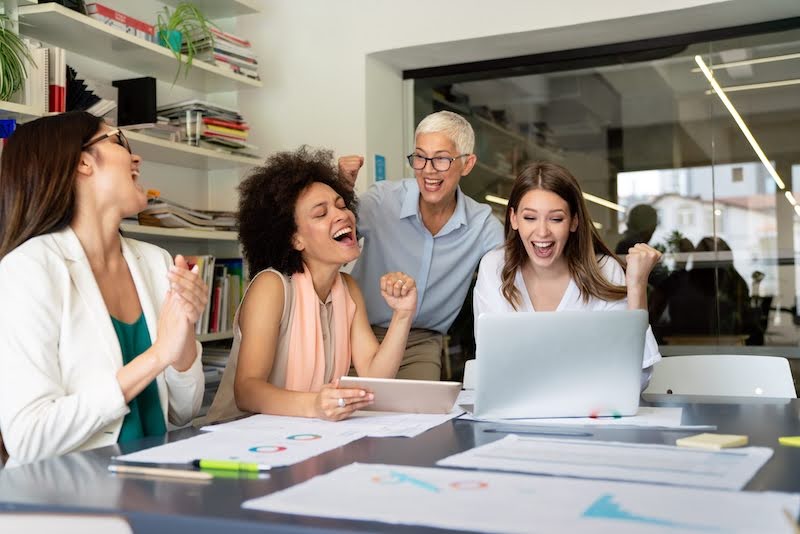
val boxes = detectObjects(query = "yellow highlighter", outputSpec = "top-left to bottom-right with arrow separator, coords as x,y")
192,459 -> 271,472
779,436 -> 800,448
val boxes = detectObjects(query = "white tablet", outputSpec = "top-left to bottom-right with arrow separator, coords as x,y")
338,376 -> 462,414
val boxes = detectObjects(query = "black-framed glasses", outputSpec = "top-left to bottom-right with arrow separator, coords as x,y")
82,128 -> 131,154
407,153 -> 469,172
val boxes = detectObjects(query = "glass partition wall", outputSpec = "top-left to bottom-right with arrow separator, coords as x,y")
412,22 -> 800,360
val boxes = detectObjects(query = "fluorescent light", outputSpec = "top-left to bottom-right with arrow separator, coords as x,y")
691,52 -> 800,72
704,78 -> 800,95
695,55 -> 786,190
484,192 -> 625,213
785,191 -> 797,206
795,205 -> 800,217
582,192 -> 626,213
485,194 -> 508,206
592,221 -> 603,229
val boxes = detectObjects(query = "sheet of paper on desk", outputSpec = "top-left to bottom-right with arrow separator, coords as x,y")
0,514 -> 133,534
459,406 -> 701,429
202,408 -> 463,438
114,427 -> 363,467
243,462 -> 800,534
438,435 -> 773,490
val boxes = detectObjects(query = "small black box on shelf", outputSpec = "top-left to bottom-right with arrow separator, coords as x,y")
112,77 -> 156,127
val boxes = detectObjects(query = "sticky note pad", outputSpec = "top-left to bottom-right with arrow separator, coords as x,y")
676,433 -> 748,450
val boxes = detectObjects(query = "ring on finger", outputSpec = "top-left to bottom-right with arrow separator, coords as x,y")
337,397 -> 346,408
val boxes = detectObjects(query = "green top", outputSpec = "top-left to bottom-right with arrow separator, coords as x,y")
111,313 -> 166,443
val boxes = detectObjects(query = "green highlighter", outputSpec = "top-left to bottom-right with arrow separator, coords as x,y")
192,459 -> 272,472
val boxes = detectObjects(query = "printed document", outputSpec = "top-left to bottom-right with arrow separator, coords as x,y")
243,463 -> 800,533
438,435 -> 773,490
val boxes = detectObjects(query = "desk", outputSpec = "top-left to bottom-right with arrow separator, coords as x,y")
1,397 -> 799,533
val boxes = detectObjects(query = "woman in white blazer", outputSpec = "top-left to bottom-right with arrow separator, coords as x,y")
0,112 -> 207,466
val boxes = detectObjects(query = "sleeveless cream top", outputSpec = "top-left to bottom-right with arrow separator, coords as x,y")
204,268 -> 336,424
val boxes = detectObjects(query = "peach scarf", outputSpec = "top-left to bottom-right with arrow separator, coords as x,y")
285,265 -> 356,392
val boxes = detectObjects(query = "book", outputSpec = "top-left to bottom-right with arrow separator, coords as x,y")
47,47 -> 66,113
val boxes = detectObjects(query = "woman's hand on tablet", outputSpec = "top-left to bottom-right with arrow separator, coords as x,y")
313,378 -> 374,421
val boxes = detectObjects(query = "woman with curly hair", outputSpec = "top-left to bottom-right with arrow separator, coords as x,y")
473,161 -> 662,388
207,147 -> 416,422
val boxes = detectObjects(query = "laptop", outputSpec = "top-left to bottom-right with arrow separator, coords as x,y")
473,310 -> 647,419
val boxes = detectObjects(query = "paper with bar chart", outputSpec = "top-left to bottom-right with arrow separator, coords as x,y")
437,435 -> 772,489
243,463 -> 799,533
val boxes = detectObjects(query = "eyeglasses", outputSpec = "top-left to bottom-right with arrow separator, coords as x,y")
82,128 -> 131,154
406,153 -> 469,172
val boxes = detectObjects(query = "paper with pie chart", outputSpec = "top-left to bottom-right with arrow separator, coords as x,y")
114,428 -> 364,467
243,463 -> 800,533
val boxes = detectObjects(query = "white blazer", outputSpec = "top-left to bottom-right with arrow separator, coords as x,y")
0,227 -> 204,466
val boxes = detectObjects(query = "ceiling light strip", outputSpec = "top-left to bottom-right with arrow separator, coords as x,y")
582,192 -> 626,213
484,194 -> 508,206
786,191 -> 797,206
691,52 -> 800,72
704,78 -> 800,95
695,55 -> 786,190
485,192 -> 626,213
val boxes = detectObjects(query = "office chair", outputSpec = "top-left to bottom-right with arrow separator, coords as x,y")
463,359 -> 476,390
644,354 -> 797,398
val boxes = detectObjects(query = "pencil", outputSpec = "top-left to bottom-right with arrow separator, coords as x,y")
108,464 -> 213,481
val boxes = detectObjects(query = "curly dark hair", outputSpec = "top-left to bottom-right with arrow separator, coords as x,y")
237,146 -> 357,276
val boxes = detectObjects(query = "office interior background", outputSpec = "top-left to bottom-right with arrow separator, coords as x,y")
16,0 -> 800,383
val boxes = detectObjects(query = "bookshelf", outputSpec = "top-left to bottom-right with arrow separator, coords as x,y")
17,3 -> 262,92
119,223 -> 238,242
162,0 -> 259,18
124,130 -> 261,170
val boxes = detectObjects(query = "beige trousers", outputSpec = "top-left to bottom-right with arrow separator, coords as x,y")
370,326 -> 443,381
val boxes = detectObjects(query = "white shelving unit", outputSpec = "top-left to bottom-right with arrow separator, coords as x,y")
124,130 -> 261,170
120,223 -> 238,242
0,99 -> 43,121
197,331 -> 234,342
17,3 -> 262,92
162,0 -> 259,18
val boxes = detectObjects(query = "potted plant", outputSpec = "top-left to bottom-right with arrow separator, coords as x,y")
0,13 -> 33,102
155,2 -> 215,81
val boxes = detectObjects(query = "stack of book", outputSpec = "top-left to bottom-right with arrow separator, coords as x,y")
157,99 -> 258,156
209,28 -> 260,81
136,194 -> 236,231
86,3 -> 155,43
184,256 -> 244,336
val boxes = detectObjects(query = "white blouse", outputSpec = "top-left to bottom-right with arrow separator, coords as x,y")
473,248 -> 661,369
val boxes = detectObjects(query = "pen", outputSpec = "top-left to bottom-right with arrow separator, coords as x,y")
192,459 -> 272,472
108,464 -> 213,480
484,428 -> 593,437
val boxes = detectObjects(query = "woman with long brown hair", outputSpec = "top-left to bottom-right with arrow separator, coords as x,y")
0,112 -> 206,466
473,161 -> 662,386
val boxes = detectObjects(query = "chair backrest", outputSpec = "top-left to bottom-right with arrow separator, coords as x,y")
644,355 -> 797,398
463,359 -> 476,390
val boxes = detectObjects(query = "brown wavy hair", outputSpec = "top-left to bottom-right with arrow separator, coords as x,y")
501,161 -> 626,309
0,112 -> 103,259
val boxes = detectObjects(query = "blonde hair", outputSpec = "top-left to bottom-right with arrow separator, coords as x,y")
415,111 -> 475,155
